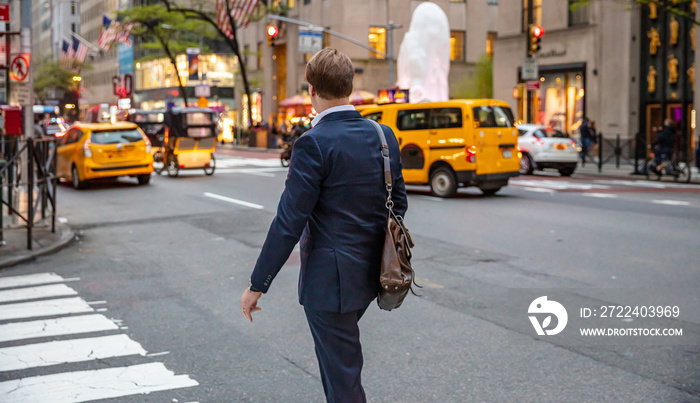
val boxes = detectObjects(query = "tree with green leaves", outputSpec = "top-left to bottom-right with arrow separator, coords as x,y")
117,4 -> 219,107
452,54 -> 493,99
33,61 -> 79,103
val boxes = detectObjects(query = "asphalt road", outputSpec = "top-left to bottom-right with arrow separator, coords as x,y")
1,152 -> 699,402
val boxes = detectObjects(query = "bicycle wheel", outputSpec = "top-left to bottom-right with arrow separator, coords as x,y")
645,160 -> 661,181
675,162 -> 691,183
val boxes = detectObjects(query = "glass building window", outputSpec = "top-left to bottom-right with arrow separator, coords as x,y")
71,23 -> 77,34
450,31 -> 465,61
369,27 -> 386,59
71,1 -> 76,15
568,0 -> 589,26
522,0 -> 542,32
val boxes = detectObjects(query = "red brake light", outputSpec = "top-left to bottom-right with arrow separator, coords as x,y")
466,145 -> 477,163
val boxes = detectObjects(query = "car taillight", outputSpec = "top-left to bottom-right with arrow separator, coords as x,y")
570,139 -> 577,148
532,138 -> 545,146
82,139 -> 93,157
143,134 -> 151,153
466,145 -> 477,163
517,145 -> 523,159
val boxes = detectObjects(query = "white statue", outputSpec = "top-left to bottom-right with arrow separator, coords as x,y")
396,2 -> 451,103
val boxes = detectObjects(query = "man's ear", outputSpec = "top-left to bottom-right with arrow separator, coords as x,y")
308,84 -> 315,97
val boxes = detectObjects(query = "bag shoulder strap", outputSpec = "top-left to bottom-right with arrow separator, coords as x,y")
369,120 -> 392,191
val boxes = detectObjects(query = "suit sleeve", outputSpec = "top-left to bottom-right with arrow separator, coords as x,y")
250,134 -> 324,292
385,126 -> 408,218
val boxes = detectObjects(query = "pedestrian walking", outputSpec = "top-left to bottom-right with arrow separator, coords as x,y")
589,120 -> 599,163
240,48 -> 408,402
579,117 -> 592,163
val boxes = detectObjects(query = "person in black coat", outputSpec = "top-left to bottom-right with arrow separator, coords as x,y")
651,119 -> 676,171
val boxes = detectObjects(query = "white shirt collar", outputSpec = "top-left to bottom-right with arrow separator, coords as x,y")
311,104 -> 356,127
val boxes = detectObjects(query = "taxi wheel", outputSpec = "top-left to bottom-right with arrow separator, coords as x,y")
166,155 -> 179,177
204,155 -> 215,176
520,153 -> 534,175
137,174 -> 151,185
71,165 -> 86,190
558,167 -> 574,177
481,187 -> 502,196
430,167 -> 458,198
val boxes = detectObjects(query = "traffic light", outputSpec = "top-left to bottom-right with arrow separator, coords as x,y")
528,25 -> 544,56
267,25 -> 279,46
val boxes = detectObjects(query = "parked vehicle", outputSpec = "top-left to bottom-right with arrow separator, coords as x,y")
516,124 -> 579,176
56,122 -> 153,189
358,100 -> 520,197
33,105 -> 67,137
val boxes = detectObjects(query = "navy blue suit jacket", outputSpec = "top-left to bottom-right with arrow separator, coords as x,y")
250,110 -> 408,313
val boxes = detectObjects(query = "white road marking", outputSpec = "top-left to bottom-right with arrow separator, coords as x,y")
0,334 -> 146,372
521,187 -> 555,194
512,179 -> 610,190
87,300 -> 107,305
583,193 -> 618,199
652,199 -> 691,206
418,196 -> 444,202
0,273 -> 65,290
204,192 -> 264,210
0,362 -> 198,402
147,351 -> 171,357
0,284 -> 78,304
0,315 -> 118,343
0,297 -> 93,321
214,156 -> 282,168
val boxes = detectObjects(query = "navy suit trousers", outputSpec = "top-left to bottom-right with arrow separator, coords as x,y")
304,307 -> 368,403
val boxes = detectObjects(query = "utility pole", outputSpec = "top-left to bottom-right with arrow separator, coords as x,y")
385,20 -> 401,87
526,0 -> 533,123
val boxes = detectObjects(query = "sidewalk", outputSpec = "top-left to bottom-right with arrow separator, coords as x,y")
0,224 -> 75,269
574,160 -> 700,184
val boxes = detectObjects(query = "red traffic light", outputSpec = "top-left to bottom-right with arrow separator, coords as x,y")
532,26 -> 544,38
267,25 -> 279,38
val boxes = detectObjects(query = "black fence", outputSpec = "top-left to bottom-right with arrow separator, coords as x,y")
1,137 -> 58,250
580,133 -> 696,174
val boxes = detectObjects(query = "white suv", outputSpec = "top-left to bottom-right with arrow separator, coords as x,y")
517,124 -> 579,176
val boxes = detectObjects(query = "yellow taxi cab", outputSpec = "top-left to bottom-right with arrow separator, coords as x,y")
56,122 -> 153,189
358,99 -> 520,197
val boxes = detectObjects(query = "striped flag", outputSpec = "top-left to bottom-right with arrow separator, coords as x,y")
98,15 -> 113,51
60,40 -> 71,68
72,37 -> 88,72
217,0 -> 260,34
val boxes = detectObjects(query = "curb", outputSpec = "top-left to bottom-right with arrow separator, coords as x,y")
0,225 -> 76,269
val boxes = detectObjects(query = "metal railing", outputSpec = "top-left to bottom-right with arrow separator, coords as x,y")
1,137 -> 58,250
579,133 -> 686,174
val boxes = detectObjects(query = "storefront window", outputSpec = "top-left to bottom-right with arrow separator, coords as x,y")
450,31 -> 465,61
369,27 -> 386,59
135,54 -> 237,91
532,70 -> 585,134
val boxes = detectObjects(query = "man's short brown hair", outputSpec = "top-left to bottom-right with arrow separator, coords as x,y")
305,48 -> 354,100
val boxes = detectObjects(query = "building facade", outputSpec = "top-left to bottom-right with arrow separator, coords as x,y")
236,0 -> 496,127
494,0 -> 697,159
80,0 -> 119,107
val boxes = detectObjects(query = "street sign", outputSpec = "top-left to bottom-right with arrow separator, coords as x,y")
526,80 -> 540,91
522,57 -> 539,80
197,96 -> 209,108
117,98 -> 131,110
0,4 -> 9,22
14,82 -> 31,104
195,84 -> 210,98
9,54 -> 30,82
298,30 -> 323,54
0,36 -> 6,66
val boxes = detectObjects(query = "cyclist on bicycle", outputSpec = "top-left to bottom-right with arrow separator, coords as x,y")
650,118 -> 676,173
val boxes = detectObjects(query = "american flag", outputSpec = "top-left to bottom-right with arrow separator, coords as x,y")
60,40 -> 71,68
72,37 -> 88,72
217,0 -> 260,36
98,15 -> 114,51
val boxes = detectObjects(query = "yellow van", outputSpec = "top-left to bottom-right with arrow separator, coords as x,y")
358,100 -> 520,197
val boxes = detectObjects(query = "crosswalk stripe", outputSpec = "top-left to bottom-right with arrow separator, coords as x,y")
582,193 -> 618,198
0,284 -> 78,304
0,273 -> 65,290
0,362 -> 198,402
0,334 -> 146,372
0,297 -> 93,321
0,315 -> 118,343
652,199 -> 691,206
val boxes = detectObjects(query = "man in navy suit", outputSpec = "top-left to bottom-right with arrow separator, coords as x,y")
240,48 -> 407,402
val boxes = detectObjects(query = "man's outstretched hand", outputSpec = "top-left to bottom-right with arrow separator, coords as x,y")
241,289 -> 263,322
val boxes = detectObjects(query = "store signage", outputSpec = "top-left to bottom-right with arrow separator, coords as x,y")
535,49 -> 567,59
522,57 -> 538,80
299,30 -> 323,54
526,80 -> 540,91
117,98 -> 131,110
195,84 -> 210,97
0,4 -> 9,22
377,88 -> 409,105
